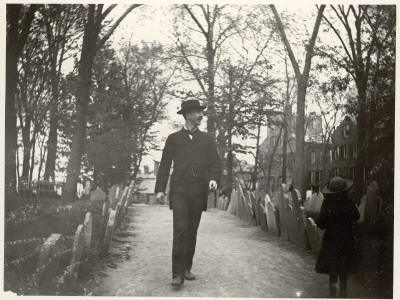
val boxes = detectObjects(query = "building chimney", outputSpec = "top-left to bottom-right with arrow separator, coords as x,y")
144,165 -> 149,174
154,160 -> 160,176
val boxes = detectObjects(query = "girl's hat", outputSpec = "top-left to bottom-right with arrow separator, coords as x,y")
321,177 -> 354,194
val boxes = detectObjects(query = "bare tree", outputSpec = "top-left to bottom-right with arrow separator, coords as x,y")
270,5 -> 325,194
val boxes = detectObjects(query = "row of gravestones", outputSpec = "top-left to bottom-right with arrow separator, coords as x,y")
225,185 -> 327,254
224,181 -> 381,257
32,180 -> 136,292
33,211 -> 93,292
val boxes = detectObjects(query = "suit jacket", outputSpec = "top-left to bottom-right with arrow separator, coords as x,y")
155,128 -> 222,211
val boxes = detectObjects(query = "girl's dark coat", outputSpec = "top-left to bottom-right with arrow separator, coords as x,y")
315,194 -> 360,275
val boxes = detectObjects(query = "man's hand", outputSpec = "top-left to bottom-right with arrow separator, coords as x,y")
209,180 -> 218,192
156,192 -> 165,199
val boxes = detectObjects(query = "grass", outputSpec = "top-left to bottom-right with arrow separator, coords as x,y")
4,195 -> 104,295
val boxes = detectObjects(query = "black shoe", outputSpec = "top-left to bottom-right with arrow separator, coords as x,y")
185,270 -> 195,281
171,275 -> 184,286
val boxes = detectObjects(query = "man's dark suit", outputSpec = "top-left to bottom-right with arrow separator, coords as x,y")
155,128 -> 221,279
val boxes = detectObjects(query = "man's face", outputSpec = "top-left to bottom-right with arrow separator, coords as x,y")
186,108 -> 204,126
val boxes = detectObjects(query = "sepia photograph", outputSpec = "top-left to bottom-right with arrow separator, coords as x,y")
3,1 -> 396,298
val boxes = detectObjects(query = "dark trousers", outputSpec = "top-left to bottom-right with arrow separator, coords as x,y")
171,180 -> 203,278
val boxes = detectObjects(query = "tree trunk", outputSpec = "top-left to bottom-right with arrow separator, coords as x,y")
282,119 -> 288,184
266,125 -> 283,194
206,39 -> 216,134
5,4 -> 37,200
354,80 -> 368,198
29,133 -> 37,185
294,78 -> 307,194
62,6 -> 98,200
252,117 -> 262,191
21,116 -> 32,180
226,127 -> 233,198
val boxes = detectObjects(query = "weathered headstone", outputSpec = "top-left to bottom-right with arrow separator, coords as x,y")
108,184 -> 122,208
83,212 -> 92,253
357,195 -> 366,223
314,192 -> 324,213
306,218 -> 320,254
244,191 -> 255,225
115,203 -> 122,227
309,192 -> 317,212
285,205 -> 296,244
256,195 -> 267,231
277,187 -> 288,241
36,233 -> 64,289
227,190 -> 235,214
250,192 -> 260,226
266,200 -> 279,236
295,207 -> 309,250
104,210 -> 116,250
102,202 -> 110,230
364,181 -> 379,221
70,225 -> 85,282
305,190 -> 312,211
89,187 -> 106,202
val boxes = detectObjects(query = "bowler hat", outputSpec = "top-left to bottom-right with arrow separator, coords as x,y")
321,177 -> 354,194
177,100 -> 206,114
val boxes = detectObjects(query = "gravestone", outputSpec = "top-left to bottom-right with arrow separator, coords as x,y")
115,203 -> 122,227
314,192 -> 324,213
306,218 -> 320,254
250,192 -> 260,226
277,187 -> 288,241
295,207 -> 309,249
89,187 -> 106,202
285,205 -> 296,244
357,195 -> 366,223
102,202 -> 110,230
104,210 -> 116,251
256,195 -> 267,231
259,204 -> 268,231
108,184 -> 122,208
70,225 -> 85,282
305,190 -> 312,211
266,200 -> 279,236
244,191 -> 256,225
83,212 -> 92,254
364,181 -> 379,221
36,233 -> 64,289
227,190 -> 235,214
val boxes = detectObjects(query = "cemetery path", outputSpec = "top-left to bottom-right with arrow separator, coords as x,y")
91,204 -> 375,298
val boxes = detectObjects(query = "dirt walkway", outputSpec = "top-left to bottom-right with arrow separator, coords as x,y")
92,204 -> 376,298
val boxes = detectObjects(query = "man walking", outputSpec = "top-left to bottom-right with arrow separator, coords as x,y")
155,100 -> 222,287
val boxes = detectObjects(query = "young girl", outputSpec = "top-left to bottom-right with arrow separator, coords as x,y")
315,177 -> 360,298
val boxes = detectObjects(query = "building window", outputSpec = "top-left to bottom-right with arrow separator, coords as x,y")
335,167 -> 341,177
343,123 -> 350,137
311,150 -> 316,165
327,169 -> 332,179
311,171 -> 315,183
335,146 -> 340,160
339,146 -> 344,159
344,145 -> 349,159
329,149 -> 333,162
353,144 -> 357,158
316,171 -> 321,183
351,167 -> 356,179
